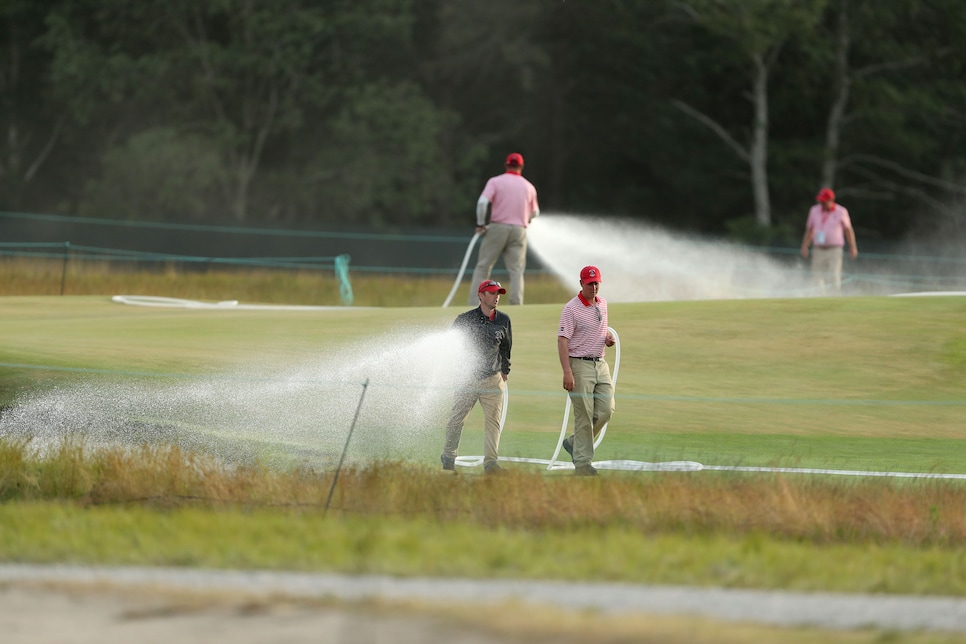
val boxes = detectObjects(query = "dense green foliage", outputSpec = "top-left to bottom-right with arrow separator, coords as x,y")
1,0 -> 965,240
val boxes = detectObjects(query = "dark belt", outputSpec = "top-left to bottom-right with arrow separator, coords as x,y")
574,356 -> 601,361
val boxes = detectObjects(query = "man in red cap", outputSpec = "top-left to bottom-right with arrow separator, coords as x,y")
800,188 -> 858,293
467,152 -> 540,306
442,279 -> 513,474
556,265 -> 616,476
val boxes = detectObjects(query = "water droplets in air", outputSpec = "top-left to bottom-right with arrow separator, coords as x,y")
0,327 -> 474,469
528,213 -> 815,301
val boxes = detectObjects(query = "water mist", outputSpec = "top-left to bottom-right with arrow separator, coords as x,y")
0,326 -> 474,468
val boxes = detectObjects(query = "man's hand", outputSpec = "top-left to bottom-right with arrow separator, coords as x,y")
475,225 -> 487,235
562,371 -> 575,392
605,332 -> 615,347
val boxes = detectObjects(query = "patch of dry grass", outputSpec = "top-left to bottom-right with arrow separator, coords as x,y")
0,258 -> 570,307
3,439 -> 965,548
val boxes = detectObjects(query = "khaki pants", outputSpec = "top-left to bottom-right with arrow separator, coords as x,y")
468,223 -> 528,306
566,358 -> 615,467
811,246 -> 844,293
442,373 -> 505,467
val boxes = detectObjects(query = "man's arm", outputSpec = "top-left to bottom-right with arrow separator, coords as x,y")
558,336 -> 574,392
800,225 -> 813,258
501,318 -> 512,380
476,196 -> 491,233
845,226 -> 858,258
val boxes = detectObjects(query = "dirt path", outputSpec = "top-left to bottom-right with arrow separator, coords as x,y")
1,585 -> 515,644
3,564 -> 966,642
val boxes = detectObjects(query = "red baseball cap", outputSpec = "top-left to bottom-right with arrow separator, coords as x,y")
505,153 -> 524,167
579,266 -> 602,283
816,188 -> 835,203
478,279 -> 507,294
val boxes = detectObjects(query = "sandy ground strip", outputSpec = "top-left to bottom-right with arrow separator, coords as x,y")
4,563 -> 966,641
1,584 -> 523,644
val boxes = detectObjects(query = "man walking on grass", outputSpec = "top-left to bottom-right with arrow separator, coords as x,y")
800,187 -> 858,293
441,279 -> 512,475
557,266 -> 615,476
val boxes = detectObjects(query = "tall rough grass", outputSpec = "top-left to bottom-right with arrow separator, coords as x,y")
0,258 -> 570,306
2,438 -> 964,547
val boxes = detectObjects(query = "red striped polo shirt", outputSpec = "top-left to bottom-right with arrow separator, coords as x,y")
558,293 -> 609,358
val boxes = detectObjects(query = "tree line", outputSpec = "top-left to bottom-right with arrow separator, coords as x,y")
2,0 -> 964,245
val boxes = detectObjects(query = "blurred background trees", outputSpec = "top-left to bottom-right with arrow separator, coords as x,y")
1,0 -> 964,243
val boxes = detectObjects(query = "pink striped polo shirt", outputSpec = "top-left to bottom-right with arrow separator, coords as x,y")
558,293 -> 609,358
480,172 -> 539,228
806,204 -> 852,247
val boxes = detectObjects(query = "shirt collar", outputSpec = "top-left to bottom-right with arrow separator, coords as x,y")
479,306 -> 497,320
577,292 -> 599,306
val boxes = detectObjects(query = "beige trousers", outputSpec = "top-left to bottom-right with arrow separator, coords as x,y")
566,358 -> 615,467
442,373 -> 505,467
811,246 -> 844,292
468,223 -> 528,306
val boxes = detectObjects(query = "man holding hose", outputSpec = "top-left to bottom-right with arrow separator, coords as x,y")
467,152 -> 540,306
557,265 -> 616,476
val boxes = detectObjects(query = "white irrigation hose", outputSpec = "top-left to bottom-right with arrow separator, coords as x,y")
442,232 -> 482,308
112,295 -> 240,308
700,465 -> 966,479
111,295 -> 363,311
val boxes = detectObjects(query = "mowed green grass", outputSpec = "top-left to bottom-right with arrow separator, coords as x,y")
4,291 -> 966,628
2,294 -> 965,473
